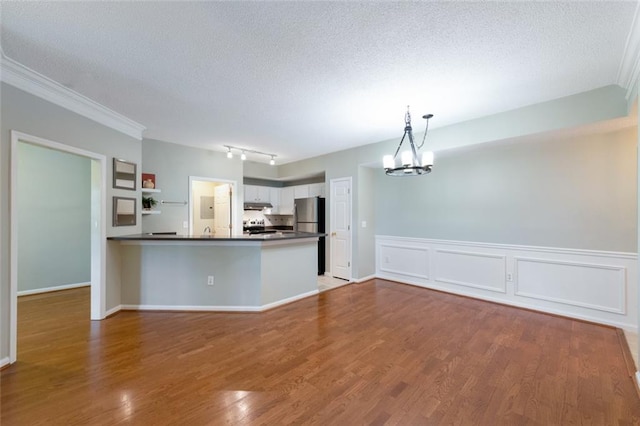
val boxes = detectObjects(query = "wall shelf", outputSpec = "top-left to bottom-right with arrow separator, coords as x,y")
142,188 -> 161,193
142,210 -> 161,215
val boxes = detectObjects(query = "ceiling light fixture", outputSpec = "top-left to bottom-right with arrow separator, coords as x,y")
383,106 -> 434,176
223,145 -> 277,166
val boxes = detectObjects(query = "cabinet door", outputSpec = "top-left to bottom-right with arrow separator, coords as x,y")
244,185 -> 258,202
309,183 -> 325,197
269,187 -> 280,212
294,185 -> 309,199
280,187 -> 294,215
257,186 -> 270,203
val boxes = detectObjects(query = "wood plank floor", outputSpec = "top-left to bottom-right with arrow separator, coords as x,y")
2,279 -> 639,425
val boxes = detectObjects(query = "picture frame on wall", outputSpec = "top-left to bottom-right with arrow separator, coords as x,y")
113,158 -> 137,190
113,196 -> 137,226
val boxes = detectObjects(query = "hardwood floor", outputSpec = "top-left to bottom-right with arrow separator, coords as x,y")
2,279 -> 639,425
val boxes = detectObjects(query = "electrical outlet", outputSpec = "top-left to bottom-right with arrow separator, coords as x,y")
207,275 -> 214,286
506,273 -> 513,282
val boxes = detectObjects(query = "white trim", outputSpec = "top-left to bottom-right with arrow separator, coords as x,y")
376,235 -> 637,260
261,289 -> 319,310
121,289 -> 319,313
105,305 -> 123,318
635,372 -> 640,391
0,53 -> 145,140
376,235 -> 638,332
188,176 -> 239,236
618,1 -> 640,99
10,131 -> 107,364
379,244 -> 430,280
329,176 -> 353,280
354,275 -> 375,283
514,256 -> 627,315
0,357 -> 10,369
17,282 -> 90,297
434,249 -> 507,293
378,273 -> 638,333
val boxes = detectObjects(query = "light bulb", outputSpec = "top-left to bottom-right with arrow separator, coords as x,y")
421,151 -> 434,167
269,156 -> 275,166
226,148 -> 233,159
401,150 -> 413,167
383,155 -> 395,169
241,151 -> 247,161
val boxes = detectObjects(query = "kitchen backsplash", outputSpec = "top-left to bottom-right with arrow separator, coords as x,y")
243,210 -> 293,227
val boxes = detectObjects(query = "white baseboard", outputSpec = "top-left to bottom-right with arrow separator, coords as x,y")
121,289 -> 320,313
354,274 -> 376,283
0,357 -> 10,369
121,304 -> 262,312
18,282 -> 90,297
105,305 -> 122,317
376,235 -> 638,332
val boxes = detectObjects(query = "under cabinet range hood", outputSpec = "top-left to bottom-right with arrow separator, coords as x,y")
243,202 -> 273,211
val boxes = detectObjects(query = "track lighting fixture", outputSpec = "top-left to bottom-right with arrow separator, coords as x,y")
223,145 -> 277,166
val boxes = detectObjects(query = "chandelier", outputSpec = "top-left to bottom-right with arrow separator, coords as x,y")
383,106 -> 434,176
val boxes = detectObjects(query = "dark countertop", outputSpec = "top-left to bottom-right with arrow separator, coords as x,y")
108,232 -> 324,242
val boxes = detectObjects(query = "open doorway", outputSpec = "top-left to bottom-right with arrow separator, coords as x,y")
188,176 -> 236,237
9,131 -> 106,364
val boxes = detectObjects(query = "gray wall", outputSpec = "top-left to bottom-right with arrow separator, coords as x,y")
375,126 -> 637,252
1,83 -> 141,361
17,142 -> 91,292
141,138 -> 244,234
278,85 -> 636,279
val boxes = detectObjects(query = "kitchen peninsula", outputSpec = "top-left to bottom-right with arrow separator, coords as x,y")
109,232 -> 323,312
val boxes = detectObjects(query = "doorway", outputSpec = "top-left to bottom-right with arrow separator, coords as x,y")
188,176 -> 236,237
329,177 -> 352,280
9,131 -> 106,364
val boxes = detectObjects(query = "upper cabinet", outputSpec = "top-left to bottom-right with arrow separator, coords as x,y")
294,185 -> 309,199
279,187 -> 294,215
244,185 -> 271,203
308,183 -> 325,197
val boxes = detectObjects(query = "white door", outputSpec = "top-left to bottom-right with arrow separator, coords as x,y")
214,184 -> 231,237
330,177 -> 352,280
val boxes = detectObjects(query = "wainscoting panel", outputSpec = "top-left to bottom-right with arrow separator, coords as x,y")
378,243 -> 430,280
435,249 -> 506,293
375,236 -> 638,331
514,257 -> 626,314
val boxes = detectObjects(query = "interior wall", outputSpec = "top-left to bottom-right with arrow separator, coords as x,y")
0,83 -> 142,362
17,142 -> 91,292
357,166 -> 376,278
375,126 -> 638,252
141,138 -> 243,235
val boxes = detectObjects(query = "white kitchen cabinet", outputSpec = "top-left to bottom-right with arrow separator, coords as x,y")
294,185 -> 309,199
308,183 -> 325,197
269,187 -> 280,212
244,185 -> 271,203
279,187 -> 294,214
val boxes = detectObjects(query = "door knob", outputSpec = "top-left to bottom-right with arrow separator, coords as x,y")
331,232 -> 337,237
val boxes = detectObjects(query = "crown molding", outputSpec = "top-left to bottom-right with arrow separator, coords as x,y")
618,1 -> 640,100
0,53 -> 145,140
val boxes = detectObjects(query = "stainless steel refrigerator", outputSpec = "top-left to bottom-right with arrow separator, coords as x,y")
295,197 -> 325,275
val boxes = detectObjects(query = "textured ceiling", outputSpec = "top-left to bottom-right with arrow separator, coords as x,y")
1,1 -> 637,164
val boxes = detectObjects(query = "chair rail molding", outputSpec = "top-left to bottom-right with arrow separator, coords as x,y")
375,235 -> 638,332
